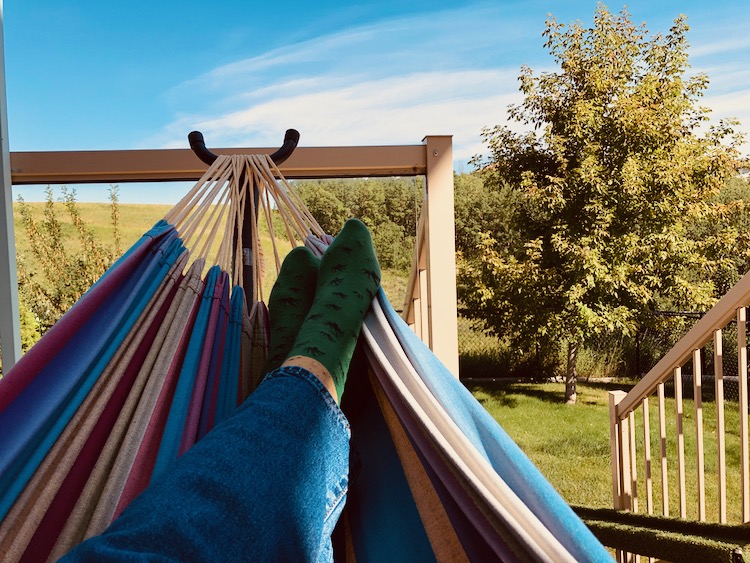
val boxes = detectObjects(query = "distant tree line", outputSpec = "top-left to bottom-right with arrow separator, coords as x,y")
295,177 -> 423,270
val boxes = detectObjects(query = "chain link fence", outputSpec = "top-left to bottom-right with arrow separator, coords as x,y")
458,311 -> 749,402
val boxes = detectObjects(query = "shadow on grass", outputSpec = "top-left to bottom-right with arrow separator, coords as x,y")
470,386 -> 520,408
582,379 -> 637,393
466,378 -> 637,408
468,383 -> 563,407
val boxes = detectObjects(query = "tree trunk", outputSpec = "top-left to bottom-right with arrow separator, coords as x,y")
565,340 -> 579,405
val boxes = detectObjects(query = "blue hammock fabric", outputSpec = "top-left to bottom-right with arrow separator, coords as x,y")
0,154 -> 610,562
336,290 -> 612,562
153,265 -> 222,481
382,291 -> 607,561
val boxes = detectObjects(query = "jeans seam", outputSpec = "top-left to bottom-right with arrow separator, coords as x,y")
324,477 -> 349,521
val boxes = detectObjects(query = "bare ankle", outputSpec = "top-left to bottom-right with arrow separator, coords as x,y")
281,356 -> 339,403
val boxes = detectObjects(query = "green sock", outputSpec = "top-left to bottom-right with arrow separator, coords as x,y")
288,218 -> 381,401
264,246 -> 319,374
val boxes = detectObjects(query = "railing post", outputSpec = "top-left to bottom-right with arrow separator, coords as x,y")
642,397 -> 653,515
738,306 -> 749,522
609,391 -> 629,510
657,383 -> 669,516
628,410 -> 638,513
715,329 -> 727,523
422,136 -> 458,377
0,6 -> 21,372
610,390 -> 632,563
675,366 -> 687,518
694,348 -> 706,521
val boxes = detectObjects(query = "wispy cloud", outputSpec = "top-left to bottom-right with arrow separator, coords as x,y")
151,69 -> 523,164
690,37 -> 750,58
147,4 -> 537,163
146,1 -> 749,166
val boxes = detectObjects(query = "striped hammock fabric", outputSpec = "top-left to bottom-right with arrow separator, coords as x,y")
0,154 -> 611,562
334,290 -> 611,561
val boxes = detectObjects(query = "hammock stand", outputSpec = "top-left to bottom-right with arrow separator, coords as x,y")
0,133 -> 612,561
2,136 -> 461,375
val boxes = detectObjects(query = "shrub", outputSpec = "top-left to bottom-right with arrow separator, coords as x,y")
15,186 -> 121,334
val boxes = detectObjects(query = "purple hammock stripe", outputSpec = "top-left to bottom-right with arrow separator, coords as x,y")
197,277 -> 232,440
114,270 -> 205,519
180,270 -> 229,455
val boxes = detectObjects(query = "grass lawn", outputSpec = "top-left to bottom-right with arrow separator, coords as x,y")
469,380 -> 620,510
470,379 -> 746,524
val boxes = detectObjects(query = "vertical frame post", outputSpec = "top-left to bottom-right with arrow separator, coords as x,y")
423,136 -> 458,377
0,2 -> 21,371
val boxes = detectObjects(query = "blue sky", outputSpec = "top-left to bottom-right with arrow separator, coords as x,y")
5,0 -> 749,203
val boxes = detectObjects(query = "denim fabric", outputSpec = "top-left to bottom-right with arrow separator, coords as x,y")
61,366 -> 351,562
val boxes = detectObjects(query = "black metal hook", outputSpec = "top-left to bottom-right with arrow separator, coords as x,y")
187,128 -> 301,295
188,129 -> 301,166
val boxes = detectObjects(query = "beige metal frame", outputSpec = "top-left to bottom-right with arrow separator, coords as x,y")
609,267 -> 750,531
402,136 -> 459,376
0,138 -> 459,375
9,145 -> 429,184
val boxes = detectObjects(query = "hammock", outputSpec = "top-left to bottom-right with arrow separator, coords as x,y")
0,153 -> 611,562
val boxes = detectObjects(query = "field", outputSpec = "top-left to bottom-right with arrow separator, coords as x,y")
12,200 -> 411,308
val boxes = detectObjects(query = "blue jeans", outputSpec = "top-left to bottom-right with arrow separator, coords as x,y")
61,366 -> 351,562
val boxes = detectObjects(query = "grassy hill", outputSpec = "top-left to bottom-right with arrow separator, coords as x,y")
12,200 -> 410,310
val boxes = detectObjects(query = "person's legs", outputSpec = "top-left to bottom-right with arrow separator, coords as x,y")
62,219 -> 380,562
61,365 -> 349,562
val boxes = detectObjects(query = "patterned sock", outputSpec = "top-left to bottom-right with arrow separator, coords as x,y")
287,219 -> 381,402
264,246 -> 319,374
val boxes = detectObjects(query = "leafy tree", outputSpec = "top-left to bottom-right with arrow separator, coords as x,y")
296,178 -> 423,270
16,186 -> 122,333
454,172 -> 523,261
19,301 -> 41,352
688,177 -> 750,296
463,5 -> 744,403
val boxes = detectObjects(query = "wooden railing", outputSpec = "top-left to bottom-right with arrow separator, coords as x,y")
610,270 -> 750,532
